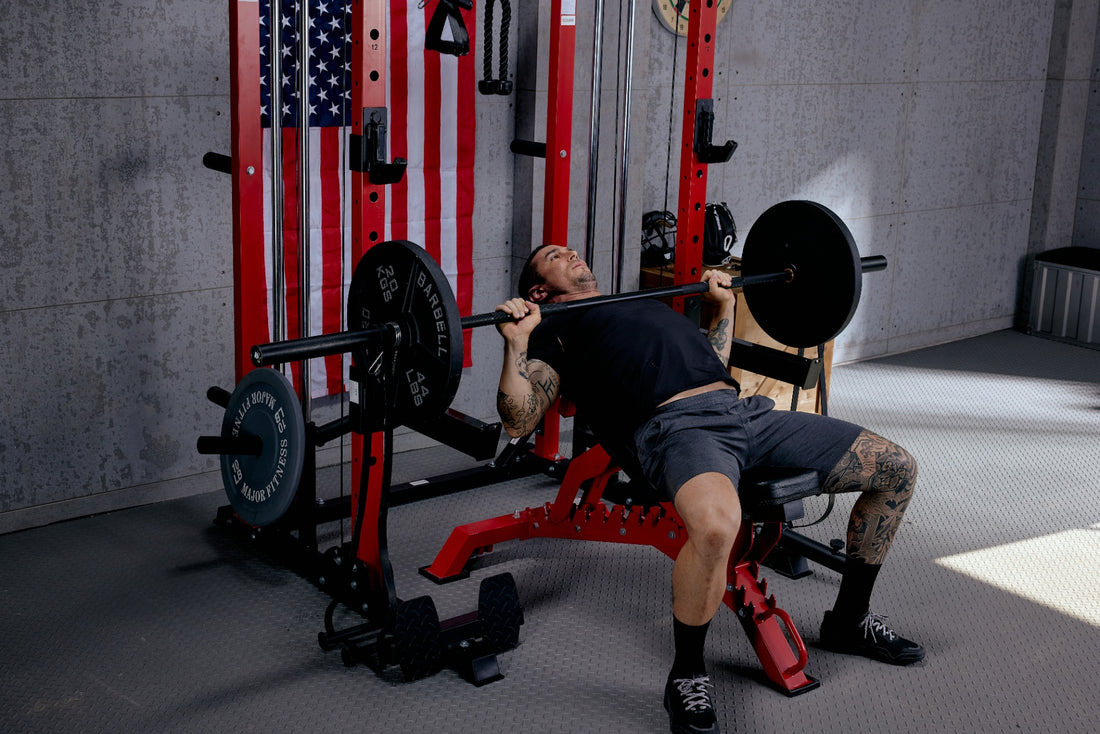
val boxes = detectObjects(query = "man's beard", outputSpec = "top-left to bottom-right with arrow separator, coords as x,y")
573,270 -> 597,289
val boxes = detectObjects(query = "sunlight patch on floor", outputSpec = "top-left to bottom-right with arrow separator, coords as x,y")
936,523 -> 1100,628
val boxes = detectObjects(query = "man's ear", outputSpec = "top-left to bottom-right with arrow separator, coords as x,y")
528,284 -> 548,303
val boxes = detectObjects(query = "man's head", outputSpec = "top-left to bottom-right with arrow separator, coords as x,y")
517,244 -> 598,303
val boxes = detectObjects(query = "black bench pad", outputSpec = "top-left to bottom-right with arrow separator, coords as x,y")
739,467 -> 822,509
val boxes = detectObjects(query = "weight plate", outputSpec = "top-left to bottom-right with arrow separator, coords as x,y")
347,241 -> 464,428
741,201 -> 862,348
220,368 -> 306,527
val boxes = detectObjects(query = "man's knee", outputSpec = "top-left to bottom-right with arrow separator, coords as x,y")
674,473 -> 742,557
880,442 -> 918,496
825,431 -> 918,495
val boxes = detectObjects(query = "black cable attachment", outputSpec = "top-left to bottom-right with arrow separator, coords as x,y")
425,0 -> 473,57
479,0 -> 513,95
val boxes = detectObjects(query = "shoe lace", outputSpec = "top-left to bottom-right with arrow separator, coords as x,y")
672,676 -> 714,713
859,612 -> 899,643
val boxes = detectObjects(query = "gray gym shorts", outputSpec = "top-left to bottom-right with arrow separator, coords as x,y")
633,389 -> 864,501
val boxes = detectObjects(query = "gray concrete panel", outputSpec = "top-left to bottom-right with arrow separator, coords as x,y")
0,96 -> 232,312
730,0 -> 914,86
900,81 -> 1045,212
831,214 -> 901,363
0,0 -> 228,100
907,0 -> 1054,83
0,286 -> 234,513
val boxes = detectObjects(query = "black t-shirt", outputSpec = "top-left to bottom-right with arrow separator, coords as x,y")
526,299 -> 737,447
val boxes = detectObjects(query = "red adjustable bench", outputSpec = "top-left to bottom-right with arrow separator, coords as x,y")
421,440 -> 824,696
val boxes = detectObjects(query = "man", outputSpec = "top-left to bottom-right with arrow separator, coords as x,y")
495,244 -> 923,734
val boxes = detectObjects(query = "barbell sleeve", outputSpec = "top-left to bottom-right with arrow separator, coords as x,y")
252,325 -> 391,367
860,255 -> 887,272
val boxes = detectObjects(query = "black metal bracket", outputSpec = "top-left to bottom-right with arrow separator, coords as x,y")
510,139 -> 547,158
727,338 -> 822,390
349,107 -> 407,185
202,151 -> 232,174
694,98 -> 737,164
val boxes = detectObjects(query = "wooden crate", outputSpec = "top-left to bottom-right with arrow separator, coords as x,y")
640,262 -> 832,414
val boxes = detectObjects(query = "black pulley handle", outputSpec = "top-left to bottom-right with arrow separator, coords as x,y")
251,255 -> 887,366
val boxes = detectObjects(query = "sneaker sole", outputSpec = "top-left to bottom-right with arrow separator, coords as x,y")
664,690 -> 721,734
819,639 -> 925,666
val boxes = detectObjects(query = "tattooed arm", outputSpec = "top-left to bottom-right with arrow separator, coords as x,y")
701,269 -> 737,365
494,298 -> 562,438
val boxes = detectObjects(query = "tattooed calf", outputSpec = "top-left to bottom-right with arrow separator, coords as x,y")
823,430 -> 918,565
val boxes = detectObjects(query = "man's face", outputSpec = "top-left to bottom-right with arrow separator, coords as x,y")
531,245 -> 597,301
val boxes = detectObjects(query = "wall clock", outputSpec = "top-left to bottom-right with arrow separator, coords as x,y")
652,0 -> 733,36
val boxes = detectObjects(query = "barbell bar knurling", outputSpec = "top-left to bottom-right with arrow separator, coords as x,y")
457,271 -> 788,329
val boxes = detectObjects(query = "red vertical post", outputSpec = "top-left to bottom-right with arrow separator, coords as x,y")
542,0 -> 577,247
533,0 -> 577,461
672,0 -> 720,310
348,0 -> 392,568
349,2 -> 389,262
229,0 -> 267,381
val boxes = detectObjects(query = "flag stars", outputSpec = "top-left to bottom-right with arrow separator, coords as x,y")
260,0 -> 350,128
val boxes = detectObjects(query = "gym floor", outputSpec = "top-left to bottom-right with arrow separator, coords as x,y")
2,330 -> 1098,733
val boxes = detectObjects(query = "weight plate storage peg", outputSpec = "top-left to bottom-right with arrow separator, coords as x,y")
740,200 -> 862,348
391,595 -> 444,681
216,368 -> 306,527
477,572 -> 524,652
346,240 -> 464,428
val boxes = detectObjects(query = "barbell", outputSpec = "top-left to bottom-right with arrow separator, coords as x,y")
201,200 -> 886,525
252,200 -> 883,420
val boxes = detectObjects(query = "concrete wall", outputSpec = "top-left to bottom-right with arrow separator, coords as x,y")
1,0 -> 1096,532
0,1 -> 233,530
1074,4 -> 1100,246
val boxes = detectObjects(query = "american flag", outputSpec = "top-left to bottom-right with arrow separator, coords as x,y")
254,0 -> 476,398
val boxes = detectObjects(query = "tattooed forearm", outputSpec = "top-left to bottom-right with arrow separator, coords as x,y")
513,351 -> 530,379
707,318 -> 730,356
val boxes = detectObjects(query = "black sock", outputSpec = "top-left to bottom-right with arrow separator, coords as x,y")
832,559 -> 882,620
670,617 -> 710,677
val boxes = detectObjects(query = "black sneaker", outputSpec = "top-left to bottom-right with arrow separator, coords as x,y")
819,610 -> 925,665
664,674 -> 720,734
